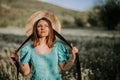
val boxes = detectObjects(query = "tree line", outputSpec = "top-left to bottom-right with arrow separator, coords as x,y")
85,0 -> 120,30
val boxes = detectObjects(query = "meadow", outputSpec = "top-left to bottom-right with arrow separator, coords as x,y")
0,29 -> 120,80
0,0 -> 120,80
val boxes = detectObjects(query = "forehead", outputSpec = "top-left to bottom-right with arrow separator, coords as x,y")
37,19 -> 49,25
38,19 -> 47,23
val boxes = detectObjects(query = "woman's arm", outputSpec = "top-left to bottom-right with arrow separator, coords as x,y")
19,63 -> 31,76
59,58 -> 75,71
59,46 -> 78,71
11,53 -> 31,76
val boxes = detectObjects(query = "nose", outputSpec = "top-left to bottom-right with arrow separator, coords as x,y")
41,25 -> 45,30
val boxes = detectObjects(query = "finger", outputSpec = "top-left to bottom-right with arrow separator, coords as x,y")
11,53 -> 17,57
71,43 -> 73,47
73,47 -> 78,53
14,50 -> 19,55
11,53 -> 16,57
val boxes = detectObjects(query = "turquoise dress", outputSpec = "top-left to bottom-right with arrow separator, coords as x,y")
19,42 -> 69,80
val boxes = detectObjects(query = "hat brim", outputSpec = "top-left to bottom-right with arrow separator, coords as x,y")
25,10 -> 61,36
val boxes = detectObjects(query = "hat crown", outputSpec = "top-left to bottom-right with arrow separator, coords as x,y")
26,10 -> 61,36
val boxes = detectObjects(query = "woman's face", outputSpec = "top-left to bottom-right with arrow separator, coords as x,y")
37,20 -> 49,37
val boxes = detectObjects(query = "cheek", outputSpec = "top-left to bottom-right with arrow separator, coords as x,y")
37,28 -> 40,33
37,28 -> 41,35
45,27 -> 49,34
37,27 -> 41,31
47,29 -> 49,34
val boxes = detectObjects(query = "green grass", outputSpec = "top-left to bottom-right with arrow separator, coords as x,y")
0,33 -> 120,80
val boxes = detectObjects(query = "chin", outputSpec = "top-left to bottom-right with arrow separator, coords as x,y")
39,33 -> 48,36
39,34 -> 48,37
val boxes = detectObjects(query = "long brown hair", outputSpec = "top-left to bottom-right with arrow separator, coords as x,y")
32,17 -> 55,48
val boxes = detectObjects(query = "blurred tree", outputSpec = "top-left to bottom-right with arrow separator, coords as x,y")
100,0 -> 120,30
74,17 -> 84,27
87,13 -> 99,26
87,6 -> 102,27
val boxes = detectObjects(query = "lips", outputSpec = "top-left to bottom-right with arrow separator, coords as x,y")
41,31 -> 46,33
41,31 -> 45,32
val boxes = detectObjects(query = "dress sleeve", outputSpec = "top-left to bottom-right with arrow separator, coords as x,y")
19,45 -> 31,64
56,42 -> 70,63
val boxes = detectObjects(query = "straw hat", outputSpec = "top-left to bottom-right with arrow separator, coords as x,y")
25,10 -> 61,36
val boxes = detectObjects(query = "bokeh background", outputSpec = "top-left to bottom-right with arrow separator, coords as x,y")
0,0 -> 120,80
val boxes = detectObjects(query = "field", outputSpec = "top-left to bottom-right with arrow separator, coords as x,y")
0,28 -> 120,80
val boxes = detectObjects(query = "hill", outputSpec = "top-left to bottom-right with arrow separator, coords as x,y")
0,0 -> 87,28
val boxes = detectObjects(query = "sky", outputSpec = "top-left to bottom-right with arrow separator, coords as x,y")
40,0 -> 103,12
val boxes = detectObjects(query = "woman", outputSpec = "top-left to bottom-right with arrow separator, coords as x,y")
12,17 -> 78,80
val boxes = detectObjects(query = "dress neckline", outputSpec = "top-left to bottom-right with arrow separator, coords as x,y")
33,46 -> 54,56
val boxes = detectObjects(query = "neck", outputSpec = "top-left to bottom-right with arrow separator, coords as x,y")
39,37 -> 47,45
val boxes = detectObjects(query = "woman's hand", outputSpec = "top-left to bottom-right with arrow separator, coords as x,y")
71,43 -> 78,61
11,51 -> 19,63
11,51 -> 31,76
59,44 -> 79,71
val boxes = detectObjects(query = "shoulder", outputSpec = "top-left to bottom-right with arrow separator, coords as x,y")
54,42 -> 65,47
20,44 -> 33,52
54,42 -> 67,51
19,44 -> 33,58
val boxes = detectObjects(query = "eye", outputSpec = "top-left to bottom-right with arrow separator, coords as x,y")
45,24 -> 49,27
45,25 -> 49,27
37,25 -> 42,28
